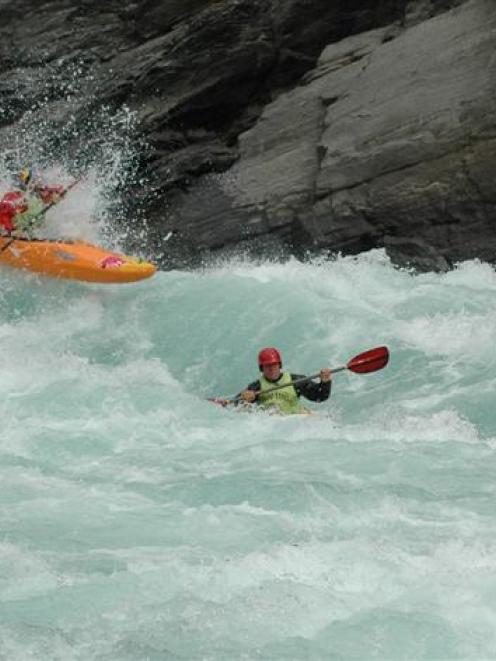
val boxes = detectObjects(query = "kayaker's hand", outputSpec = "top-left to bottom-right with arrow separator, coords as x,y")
241,390 -> 257,403
320,368 -> 332,383
212,398 -> 230,407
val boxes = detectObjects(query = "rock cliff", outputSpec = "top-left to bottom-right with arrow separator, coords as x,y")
1,0 -> 494,270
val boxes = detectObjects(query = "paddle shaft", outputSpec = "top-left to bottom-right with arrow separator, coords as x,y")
0,237 -> 16,254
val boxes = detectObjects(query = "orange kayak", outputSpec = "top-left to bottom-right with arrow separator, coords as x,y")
0,236 -> 156,283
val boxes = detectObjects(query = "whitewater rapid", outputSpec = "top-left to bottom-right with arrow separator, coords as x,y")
1,251 -> 496,659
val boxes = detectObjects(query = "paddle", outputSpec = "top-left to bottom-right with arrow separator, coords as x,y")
210,345 -> 389,406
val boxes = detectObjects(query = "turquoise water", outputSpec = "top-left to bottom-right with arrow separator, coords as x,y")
1,250 -> 496,660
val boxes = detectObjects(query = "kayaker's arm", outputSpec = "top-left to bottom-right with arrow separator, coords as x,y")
211,381 -> 261,407
293,373 -> 331,402
234,380 -> 261,405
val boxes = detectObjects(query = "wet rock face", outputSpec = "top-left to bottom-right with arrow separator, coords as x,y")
1,0 -> 494,271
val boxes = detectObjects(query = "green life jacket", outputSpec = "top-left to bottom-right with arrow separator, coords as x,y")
258,371 -> 307,415
15,196 -> 45,233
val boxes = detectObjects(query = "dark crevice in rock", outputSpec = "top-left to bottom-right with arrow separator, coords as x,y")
322,96 -> 340,108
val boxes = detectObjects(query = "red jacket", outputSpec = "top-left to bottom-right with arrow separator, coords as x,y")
0,191 -> 28,232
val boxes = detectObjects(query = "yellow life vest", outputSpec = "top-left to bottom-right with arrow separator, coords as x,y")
258,371 -> 308,415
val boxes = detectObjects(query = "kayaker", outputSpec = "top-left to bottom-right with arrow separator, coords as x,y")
0,167 -> 64,236
217,347 -> 332,414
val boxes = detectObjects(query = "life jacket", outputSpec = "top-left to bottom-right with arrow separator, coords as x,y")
257,371 -> 307,415
12,195 -> 45,232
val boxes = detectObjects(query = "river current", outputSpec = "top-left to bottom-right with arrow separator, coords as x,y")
1,250 -> 496,659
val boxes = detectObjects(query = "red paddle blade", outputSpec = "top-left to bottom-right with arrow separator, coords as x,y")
347,346 -> 389,374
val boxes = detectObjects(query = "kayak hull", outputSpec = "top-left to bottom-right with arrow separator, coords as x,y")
0,237 -> 156,283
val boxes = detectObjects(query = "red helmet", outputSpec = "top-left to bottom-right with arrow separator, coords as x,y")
258,347 -> 282,370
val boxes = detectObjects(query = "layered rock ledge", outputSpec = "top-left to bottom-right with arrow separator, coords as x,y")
1,0 -> 495,270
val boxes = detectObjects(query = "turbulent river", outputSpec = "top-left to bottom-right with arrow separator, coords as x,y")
1,250 -> 496,660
